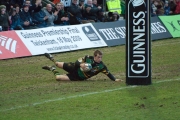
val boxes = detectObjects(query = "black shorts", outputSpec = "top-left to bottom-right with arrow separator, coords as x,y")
63,62 -> 85,81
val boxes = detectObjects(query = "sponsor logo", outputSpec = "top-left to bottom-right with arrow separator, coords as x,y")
127,0 -> 150,78
151,22 -> 167,34
167,21 -> 180,32
0,35 -> 17,54
131,0 -> 145,7
178,20 -> 180,25
98,27 -> 121,40
82,26 -> 101,41
0,31 -> 32,60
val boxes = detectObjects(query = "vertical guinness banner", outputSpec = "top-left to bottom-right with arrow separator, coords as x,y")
126,0 -> 151,85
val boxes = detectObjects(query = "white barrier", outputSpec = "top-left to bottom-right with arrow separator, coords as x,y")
0,23 -> 107,60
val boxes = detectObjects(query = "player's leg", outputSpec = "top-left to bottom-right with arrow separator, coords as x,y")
55,62 -> 64,69
44,53 -> 77,80
44,53 -> 65,69
44,53 -> 55,63
42,65 -> 71,81
55,63 -> 78,81
55,74 -> 70,81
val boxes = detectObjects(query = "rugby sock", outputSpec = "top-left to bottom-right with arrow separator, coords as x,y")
52,69 -> 60,76
51,59 -> 55,63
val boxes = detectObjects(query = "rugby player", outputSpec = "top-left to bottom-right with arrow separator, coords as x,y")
42,50 -> 122,82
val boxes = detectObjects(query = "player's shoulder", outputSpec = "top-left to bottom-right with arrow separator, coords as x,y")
88,55 -> 94,59
100,61 -> 107,67
78,55 -> 93,62
84,55 -> 93,59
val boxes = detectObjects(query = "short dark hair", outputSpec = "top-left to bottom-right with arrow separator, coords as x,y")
14,4 -> 20,8
94,50 -> 103,56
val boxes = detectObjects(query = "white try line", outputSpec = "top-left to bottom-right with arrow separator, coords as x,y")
0,78 -> 180,112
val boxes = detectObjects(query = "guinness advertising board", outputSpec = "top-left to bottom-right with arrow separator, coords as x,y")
126,0 -> 151,85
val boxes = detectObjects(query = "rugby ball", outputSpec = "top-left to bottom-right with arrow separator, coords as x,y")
80,63 -> 92,72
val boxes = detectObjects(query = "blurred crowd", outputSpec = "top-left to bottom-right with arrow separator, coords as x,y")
151,0 -> 180,16
0,0 -> 120,32
1,0 -> 180,32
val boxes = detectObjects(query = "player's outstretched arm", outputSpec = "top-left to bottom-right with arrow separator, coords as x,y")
100,64 -> 123,82
106,72 -> 123,82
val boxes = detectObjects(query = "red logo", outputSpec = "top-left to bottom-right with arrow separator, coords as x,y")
0,31 -> 31,59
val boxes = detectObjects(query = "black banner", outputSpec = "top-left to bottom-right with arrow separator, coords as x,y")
151,17 -> 172,40
92,18 -> 172,47
92,21 -> 126,46
126,0 -> 151,85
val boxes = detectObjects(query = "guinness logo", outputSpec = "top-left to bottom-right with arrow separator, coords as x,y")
130,0 -> 145,7
126,0 -> 151,78
178,20 -> 180,25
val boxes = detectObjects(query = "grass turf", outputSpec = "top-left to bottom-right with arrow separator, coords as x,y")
0,38 -> 180,120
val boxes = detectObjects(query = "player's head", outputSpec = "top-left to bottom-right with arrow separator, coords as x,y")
94,50 -> 103,63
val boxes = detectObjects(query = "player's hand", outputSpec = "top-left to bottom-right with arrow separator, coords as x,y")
115,79 -> 123,82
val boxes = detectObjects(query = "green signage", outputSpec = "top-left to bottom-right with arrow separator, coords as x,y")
159,15 -> 180,37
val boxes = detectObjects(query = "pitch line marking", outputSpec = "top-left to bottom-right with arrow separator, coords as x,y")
0,78 -> 180,112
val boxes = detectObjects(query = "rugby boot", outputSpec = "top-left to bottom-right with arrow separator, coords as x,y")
42,65 -> 56,71
44,53 -> 54,61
